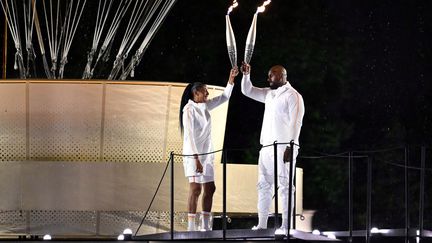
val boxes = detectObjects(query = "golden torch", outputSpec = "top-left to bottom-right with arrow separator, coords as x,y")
225,1 -> 238,68
244,0 -> 271,64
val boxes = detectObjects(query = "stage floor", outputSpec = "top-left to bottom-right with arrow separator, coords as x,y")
136,229 -> 339,241
2,228 -> 431,242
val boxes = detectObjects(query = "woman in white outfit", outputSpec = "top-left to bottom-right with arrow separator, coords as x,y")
179,67 -> 238,231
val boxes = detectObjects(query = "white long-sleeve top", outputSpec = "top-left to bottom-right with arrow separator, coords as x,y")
241,74 -> 304,146
182,83 -> 234,177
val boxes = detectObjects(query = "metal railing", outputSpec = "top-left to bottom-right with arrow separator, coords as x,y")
142,144 -> 431,241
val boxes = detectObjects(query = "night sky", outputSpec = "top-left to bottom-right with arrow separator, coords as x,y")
131,1 -> 430,153
1,0 -> 432,229
136,0 -> 431,156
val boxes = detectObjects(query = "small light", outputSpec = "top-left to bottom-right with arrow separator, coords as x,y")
117,234 -> 125,241
123,228 -> 133,235
43,234 -> 51,240
416,230 -> 420,236
312,229 -> 320,235
323,231 -> 337,239
122,228 -> 133,240
370,227 -> 379,233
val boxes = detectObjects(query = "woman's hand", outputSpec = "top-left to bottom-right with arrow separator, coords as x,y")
228,66 -> 239,85
194,155 -> 203,173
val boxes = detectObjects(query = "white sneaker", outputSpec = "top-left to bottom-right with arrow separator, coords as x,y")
274,227 -> 288,236
251,225 -> 266,230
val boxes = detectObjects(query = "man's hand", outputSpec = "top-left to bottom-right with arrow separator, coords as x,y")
228,66 -> 239,84
241,61 -> 250,75
283,146 -> 292,163
194,155 -> 203,173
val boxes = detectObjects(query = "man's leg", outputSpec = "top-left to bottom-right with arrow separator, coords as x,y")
256,174 -> 273,229
255,148 -> 275,229
279,174 -> 295,230
278,156 -> 297,233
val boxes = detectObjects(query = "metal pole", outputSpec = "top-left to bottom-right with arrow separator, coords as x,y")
419,146 -> 425,239
348,151 -> 353,243
223,149 -> 227,240
287,140 -> 295,242
366,155 -> 372,243
404,146 -> 409,243
292,151 -> 296,231
273,141 -> 279,231
170,152 -> 174,240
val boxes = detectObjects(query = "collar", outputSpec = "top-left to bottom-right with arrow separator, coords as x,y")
184,99 -> 206,111
273,82 -> 292,97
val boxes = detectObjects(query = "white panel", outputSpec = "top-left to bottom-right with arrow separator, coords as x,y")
0,83 -> 26,161
165,86 -> 184,161
0,162 -> 23,209
103,84 -> 169,163
29,84 -> 103,161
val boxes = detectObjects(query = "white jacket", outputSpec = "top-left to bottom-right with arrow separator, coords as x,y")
241,74 -> 304,146
182,83 -> 234,177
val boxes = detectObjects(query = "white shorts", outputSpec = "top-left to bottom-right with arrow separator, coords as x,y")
188,174 -> 214,184
187,161 -> 214,184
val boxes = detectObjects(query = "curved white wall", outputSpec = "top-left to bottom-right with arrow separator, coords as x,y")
0,80 -> 308,235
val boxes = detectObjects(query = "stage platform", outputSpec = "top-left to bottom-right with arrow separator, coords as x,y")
2,229 -> 432,242
135,229 -> 339,241
134,229 -> 432,242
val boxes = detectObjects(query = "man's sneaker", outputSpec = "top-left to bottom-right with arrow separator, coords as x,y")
274,227 -> 288,236
251,225 -> 266,230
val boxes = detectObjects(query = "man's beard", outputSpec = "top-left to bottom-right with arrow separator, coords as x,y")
269,83 -> 279,90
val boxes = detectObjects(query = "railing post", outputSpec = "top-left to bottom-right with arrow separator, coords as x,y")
404,146 -> 409,243
419,146 -> 425,239
287,140 -> 295,242
366,155 -> 372,243
348,151 -> 353,243
170,151 -> 174,240
273,141 -> 279,231
223,149 -> 227,240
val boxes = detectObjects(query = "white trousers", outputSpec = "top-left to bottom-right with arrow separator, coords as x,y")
257,146 -> 297,227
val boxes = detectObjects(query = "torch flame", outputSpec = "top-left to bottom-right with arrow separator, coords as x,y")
256,0 -> 271,13
227,0 -> 238,15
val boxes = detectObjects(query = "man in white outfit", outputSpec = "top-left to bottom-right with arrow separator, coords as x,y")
240,62 -> 305,235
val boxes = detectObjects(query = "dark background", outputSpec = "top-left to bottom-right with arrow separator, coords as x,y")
1,0 -> 432,231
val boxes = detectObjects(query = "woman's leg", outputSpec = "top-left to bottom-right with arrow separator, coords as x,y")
201,182 -> 216,230
187,182 -> 202,231
202,182 -> 216,212
188,182 -> 202,213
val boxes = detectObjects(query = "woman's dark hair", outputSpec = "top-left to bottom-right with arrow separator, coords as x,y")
179,82 -> 205,134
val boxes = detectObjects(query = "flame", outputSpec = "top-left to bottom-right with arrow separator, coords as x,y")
227,0 -> 238,15
256,0 -> 271,13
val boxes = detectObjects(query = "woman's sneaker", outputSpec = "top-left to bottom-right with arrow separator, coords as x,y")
251,225 -> 266,230
274,227 -> 288,236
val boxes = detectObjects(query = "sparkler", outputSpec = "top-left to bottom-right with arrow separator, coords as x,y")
244,0 -> 271,64
225,1 -> 238,68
